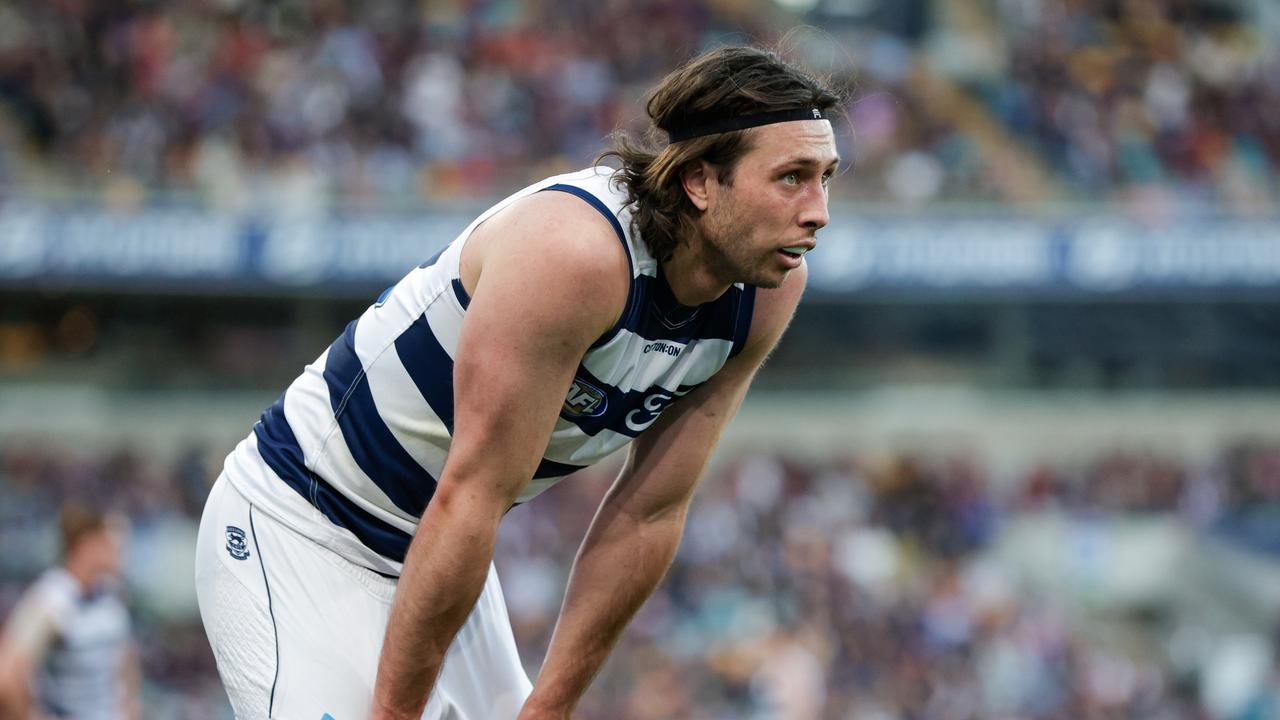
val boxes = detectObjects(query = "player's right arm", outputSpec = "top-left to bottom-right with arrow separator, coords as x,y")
0,584 -> 61,719
369,191 -> 631,720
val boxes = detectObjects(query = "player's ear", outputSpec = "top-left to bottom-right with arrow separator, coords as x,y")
681,160 -> 713,212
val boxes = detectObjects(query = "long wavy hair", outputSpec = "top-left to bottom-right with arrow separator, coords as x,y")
599,45 -> 843,261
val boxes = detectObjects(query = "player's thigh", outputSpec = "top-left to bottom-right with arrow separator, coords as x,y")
197,477 -> 531,719
195,475 -> 288,719
264,539 -> 531,720
196,476 -> 392,719
248,499 -> 395,719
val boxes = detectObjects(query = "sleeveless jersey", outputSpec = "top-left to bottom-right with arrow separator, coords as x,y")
223,167 -> 757,575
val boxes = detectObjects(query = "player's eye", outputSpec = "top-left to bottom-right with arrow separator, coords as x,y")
781,172 -> 799,186
821,171 -> 833,187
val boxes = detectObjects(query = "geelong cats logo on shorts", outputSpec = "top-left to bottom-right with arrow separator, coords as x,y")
225,526 -> 251,561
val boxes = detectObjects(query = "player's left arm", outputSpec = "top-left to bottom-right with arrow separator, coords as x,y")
519,263 -> 808,720
118,642 -> 141,720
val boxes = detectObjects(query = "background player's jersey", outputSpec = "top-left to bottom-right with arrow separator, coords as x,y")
224,167 -> 757,575
3,569 -> 131,720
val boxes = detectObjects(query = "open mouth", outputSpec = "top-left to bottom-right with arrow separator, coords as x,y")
777,246 -> 810,264
776,249 -> 804,267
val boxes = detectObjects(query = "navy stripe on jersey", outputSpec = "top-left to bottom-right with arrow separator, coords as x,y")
560,363 -> 702,438
418,246 -> 447,269
542,183 -> 639,350
729,285 -> 756,357
534,458 -> 586,478
253,397 -> 412,561
394,314 -> 457,433
392,314 -> 582,477
324,321 -> 438,517
625,276 -> 746,345
451,278 -> 471,309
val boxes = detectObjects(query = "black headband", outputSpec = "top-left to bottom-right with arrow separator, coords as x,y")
666,107 -> 828,143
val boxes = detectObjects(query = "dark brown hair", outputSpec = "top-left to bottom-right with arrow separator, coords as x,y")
600,45 -> 843,260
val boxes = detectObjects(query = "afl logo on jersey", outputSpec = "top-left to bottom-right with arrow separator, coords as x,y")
225,526 -> 251,561
562,378 -> 607,419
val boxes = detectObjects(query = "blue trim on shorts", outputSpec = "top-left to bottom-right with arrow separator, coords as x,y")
249,506 -> 280,718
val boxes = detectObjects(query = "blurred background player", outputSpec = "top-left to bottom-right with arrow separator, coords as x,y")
0,506 -> 139,720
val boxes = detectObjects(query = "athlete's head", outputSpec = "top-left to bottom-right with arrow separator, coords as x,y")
603,45 -> 843,288
59,504 -> 125,583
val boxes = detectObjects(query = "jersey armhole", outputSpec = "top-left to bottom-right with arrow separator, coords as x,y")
540,184 -> 638,349
728,284 -> 758,358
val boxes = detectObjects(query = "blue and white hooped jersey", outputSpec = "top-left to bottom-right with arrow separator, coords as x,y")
223,167 -> 757,575
8,569 -> 133,720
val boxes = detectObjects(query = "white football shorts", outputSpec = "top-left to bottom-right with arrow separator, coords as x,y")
194,474 -> 532,719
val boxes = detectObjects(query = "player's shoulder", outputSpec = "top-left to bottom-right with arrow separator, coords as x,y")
20,568 -> 78,622
506,185 -> 625,260
472,180 -> 632,296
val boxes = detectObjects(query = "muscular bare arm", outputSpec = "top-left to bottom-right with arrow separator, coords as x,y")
369,191 -> 630,719
520,262 -> 808,719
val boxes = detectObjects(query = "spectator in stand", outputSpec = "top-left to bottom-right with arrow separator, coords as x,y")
2,0 -> 1276,210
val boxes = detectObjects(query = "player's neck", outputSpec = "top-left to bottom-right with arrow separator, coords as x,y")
663,238 -> 733,306
62,555 -> 98,592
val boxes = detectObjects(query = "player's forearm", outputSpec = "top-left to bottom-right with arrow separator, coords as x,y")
0,649 -> 33,720
120,646 -> 142,720
0,671 -> 31,720
524,507 -> 687,716
370,485 -> 507,719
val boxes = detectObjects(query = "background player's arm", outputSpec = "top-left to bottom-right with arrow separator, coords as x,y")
369,192 -> 630,720
0,586 -> 62,720
119,643 -> 141,720
520,262 -> 808,720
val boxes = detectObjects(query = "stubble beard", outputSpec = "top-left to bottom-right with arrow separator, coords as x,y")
701,198 -> 786,289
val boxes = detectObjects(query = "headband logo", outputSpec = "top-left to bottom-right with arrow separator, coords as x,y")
667,107 -> 827,143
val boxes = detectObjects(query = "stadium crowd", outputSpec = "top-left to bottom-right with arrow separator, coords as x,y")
980,0 -> 1280,212
2,439 -> 1277,718
0,0 -> 1276,210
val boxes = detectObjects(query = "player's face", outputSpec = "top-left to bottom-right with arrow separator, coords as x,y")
701,120 -> 839,288
87,523 -> 126,579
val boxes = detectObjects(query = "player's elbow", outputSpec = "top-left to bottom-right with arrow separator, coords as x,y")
430,472 -> 523,525
612,486 -> 694,529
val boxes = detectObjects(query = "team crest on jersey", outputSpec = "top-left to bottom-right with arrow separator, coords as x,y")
225,526 -> 250,561
562,378 -> 607,419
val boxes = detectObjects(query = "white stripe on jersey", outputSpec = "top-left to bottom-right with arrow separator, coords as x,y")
583,334 -> 736,394
282,355 -> 420,529
359,322 -> 451,479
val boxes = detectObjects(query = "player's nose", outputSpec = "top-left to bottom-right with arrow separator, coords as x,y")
798,184 -> 830,231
